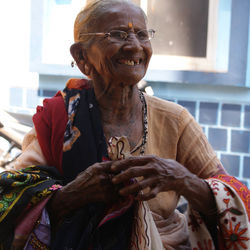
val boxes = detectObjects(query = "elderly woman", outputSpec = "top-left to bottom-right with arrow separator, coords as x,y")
0,0 -> 249,249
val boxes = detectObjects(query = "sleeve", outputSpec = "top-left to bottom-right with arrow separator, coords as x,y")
14,128 -> 47,170
176,108 -> 225,179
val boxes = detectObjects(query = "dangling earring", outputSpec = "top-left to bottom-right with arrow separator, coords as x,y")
84,64 -> 90,75
71,60 -> 76,67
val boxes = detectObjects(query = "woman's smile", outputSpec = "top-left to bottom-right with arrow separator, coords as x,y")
117,58 -> 141,66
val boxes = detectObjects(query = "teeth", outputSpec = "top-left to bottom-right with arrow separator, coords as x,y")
126,60 -> 134,66
119,59 -> 140,66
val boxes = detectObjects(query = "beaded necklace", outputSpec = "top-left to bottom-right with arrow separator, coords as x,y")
130,90 -> 148,155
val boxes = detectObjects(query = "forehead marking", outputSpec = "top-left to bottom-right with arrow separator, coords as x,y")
128,22 -> 133,28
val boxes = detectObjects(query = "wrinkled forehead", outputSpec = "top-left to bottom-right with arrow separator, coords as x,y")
92,3 -> 146,32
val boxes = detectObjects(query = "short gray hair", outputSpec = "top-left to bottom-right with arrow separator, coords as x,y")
74,0 -> 147,47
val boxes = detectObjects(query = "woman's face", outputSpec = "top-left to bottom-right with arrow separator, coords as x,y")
85,3 -> 152,85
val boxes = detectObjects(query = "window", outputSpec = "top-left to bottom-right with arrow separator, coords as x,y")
133,0 -> 221,72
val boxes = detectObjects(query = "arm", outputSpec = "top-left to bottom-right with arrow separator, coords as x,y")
176,108 -> 225,178
14,128 -> 48,170
175,108 -> 227,218
110,108 -> 226,215
14,129 -> 120,229
110,156 -> 218,215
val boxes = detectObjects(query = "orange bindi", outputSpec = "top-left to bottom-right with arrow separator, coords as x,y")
128,22 -> 133,28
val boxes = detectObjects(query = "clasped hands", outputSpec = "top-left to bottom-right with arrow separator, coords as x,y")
49,155 -> 215,225
57,155 -> 194,210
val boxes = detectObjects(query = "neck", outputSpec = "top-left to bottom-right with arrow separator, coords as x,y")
93,80 -> 142,124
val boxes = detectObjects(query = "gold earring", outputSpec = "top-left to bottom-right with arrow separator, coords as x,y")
71,60 -> 76,67
84,64 -> 90,75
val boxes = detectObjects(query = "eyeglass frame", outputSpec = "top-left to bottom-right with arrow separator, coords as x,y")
79,29 -> 156,42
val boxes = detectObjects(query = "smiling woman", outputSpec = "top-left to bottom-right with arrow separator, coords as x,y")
71,0 -> 152,86
0,0 -> 249,249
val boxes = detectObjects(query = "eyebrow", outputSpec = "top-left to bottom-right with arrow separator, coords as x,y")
106,25 -> 130,31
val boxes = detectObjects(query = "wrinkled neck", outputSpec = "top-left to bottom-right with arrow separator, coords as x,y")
93,80 -> 142,124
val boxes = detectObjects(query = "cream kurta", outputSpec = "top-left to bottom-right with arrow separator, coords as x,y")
144,95 -> 220,218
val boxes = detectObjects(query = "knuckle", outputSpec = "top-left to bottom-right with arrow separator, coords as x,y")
91,164 -> 98,171
127,168 -> 136,175
149,193 -> 156,199
147,165 -> 156,172
98,175 -> 107,184
150,189 -> 158,198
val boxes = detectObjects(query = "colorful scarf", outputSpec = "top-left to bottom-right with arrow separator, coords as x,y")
0,165 -> 63,249
34,79 -> 135,250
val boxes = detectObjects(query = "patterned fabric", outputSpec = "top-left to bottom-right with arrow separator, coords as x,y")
130,201 -> 164,250
24,209 -> 51,250
214,175 -> 250,219
188,175 -> 250,250
47,85 -> 135,250
60,85 -> 108,183
0,166 -> 62,249
108,136 -> 132,160
62,91 -> 81,152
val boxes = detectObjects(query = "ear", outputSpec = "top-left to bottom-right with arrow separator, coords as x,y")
70,43 -> 92,77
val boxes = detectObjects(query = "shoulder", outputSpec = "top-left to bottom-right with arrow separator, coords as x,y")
33,93 -> 66,126
145,94 -> 197,138
145,94 -> 192,122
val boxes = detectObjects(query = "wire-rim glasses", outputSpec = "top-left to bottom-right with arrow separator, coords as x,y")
79,29 -> 155,42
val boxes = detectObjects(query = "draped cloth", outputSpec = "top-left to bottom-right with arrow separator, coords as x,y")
0,78 -> 249,249
34,80 -> 136,250
188,175 -> 250,249
0,166 -> 63,249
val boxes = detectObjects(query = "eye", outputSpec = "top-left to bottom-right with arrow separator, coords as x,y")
109,30 -> 128,40
136,30 -> 149,40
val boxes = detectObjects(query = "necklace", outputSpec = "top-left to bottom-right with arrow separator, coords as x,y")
107,90 -> 148,160
130,90 -> 148,155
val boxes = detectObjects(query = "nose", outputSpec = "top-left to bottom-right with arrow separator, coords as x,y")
122,33 -> 143,52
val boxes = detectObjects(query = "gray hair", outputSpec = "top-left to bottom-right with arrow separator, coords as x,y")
74,0 -> 147,47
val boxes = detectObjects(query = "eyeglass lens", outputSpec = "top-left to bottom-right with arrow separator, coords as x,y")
109,29 -> 154,41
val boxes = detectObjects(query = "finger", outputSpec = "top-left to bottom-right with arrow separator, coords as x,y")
112,165 -> 152,184
99,173 -> 114,185
135,186 -> 161,201
111,155 -> 156,173
93,161 -> 114,173
118,178 -> 157,196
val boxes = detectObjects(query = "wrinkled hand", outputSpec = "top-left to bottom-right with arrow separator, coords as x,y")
111,155 -> 194,201
62,161 -> 120,207
48,161 -> 121,224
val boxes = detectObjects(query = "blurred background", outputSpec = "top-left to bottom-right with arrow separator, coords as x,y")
0,0 -> 250,187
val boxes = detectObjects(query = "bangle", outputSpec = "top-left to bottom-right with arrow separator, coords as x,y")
49,184 -> 62,191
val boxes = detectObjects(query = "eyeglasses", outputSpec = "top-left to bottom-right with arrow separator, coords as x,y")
79,29 -> 155,42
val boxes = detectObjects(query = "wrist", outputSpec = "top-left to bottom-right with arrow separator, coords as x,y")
177,172 -> 197,197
